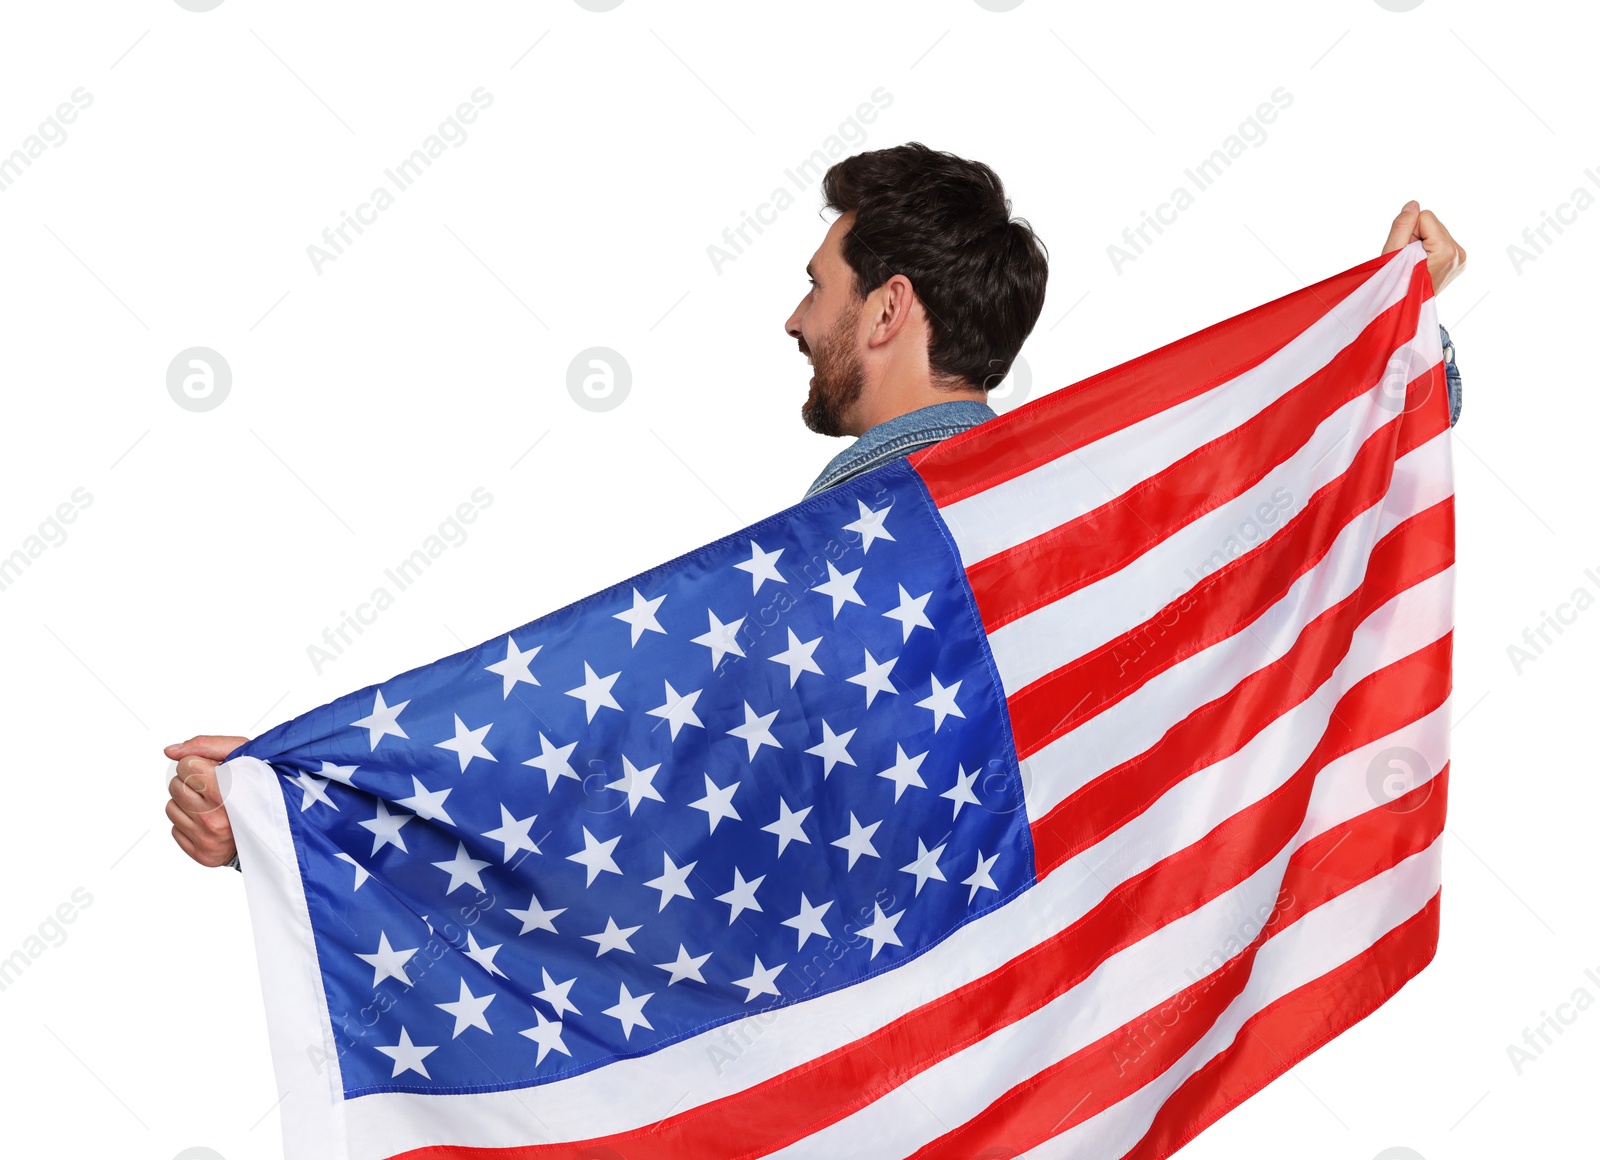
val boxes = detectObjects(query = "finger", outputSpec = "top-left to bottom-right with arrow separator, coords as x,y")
169,766 -> 221,815
172,755 -> 227,809
172,825 -> 233,869
168,797 -> 234,846
1415,209 -> 1457,249
164,735 -> 249,762
167,798 -> 211,840
1381,200 -> 1422,254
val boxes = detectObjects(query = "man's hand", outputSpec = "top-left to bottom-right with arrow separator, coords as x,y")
1383,199 -> 1467,296
165,735 -> 248,867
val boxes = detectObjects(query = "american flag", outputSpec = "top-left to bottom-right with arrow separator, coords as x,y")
222,238 -> 1452,1160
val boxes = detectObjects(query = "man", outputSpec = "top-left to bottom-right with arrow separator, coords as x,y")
165,142 -> 1468,869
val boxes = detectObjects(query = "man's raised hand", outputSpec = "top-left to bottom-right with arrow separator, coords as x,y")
165,734 -> 248,868
1383,199 -> 1467,296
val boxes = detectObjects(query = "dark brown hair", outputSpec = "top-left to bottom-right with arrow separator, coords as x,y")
821,141 -> 1049,391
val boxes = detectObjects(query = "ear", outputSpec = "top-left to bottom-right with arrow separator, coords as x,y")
866,273 -> 919,348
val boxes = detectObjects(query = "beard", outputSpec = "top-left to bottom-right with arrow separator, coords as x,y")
800,305 -> 866,437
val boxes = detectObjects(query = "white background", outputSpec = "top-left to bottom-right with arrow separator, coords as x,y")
0,1 -> 1593,1157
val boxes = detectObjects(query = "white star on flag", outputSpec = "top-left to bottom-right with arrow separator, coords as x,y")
691,609 -> 746,669
844,499 -> 895,553
507,892 -> 565,935
733,540 -> 787,592
689,774 -> 741,832
584,917 -> 641,957
317,761 -> 359,785
942,764 -> 982,818
432,842 -> 490,894
883,585 -> 934,641
464,931 -> 506,978
567,827 -> 623,886
522,733 -> 579,791
481,805 -> 541,862
761,798 -> 812,854
812,561 -> 865,617
519,1010 -> 570,1065
350,690 -> 408,750
769,628 -> 824,686
333,852 -> 370,890
435,978 -> 495,1037
396,776 -> 455,825
963,850 -> 1002,903
602,982 -> 655,1040
855,903 -> 905,959
643,853 -> 697,911
534,968 -> 581,1018
900,838 -> 948,895
613,588 -> 667,645
846,648 -> 898,706
606,756 -> 665,815
565,663 -> 622,721
655,944 -> 711,985
730,955 -> 786,1002
376,1027 -> 438,1078
831,812 -> 882,869
916,675 -> 966,732
646,681 -> 704,740
291,771 -> 336,812
805,721 -> 857,777
436,715 -> 497,772
484,637 -> 541,698
715,868 -> 765,923
876,744 -> 929,801
356,932 -> 417,987
727,701 -> 782,760
781,893 -> 833,949
359,801 -> 412,855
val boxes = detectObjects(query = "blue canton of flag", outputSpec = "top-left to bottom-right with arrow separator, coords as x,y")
230,456 -> 1034,1097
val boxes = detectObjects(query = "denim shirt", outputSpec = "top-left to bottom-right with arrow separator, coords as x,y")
804,324 -> 1464,497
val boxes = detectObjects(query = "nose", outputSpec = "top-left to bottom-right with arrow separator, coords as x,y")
784,298 -> 804,342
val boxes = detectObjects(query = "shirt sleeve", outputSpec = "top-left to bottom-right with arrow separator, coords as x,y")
1440,323 -> 1461,428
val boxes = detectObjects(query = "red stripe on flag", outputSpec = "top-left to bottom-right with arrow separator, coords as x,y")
386,648 -> 1449,1160
1005,373 -> 1448,761
910,247 -> 1413,508
906,774 -> 1446,1160
1117,891 -> 1441,1160
966,270 -> 1430,634
1029,497 -> 1454,878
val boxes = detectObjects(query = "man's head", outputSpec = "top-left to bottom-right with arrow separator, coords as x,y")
785,142 -> 1049,438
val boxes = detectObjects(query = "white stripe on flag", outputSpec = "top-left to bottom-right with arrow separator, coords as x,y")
1024,560 -> 1452,820
984,320 -> 1444,698
937,248 -> 1428,566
